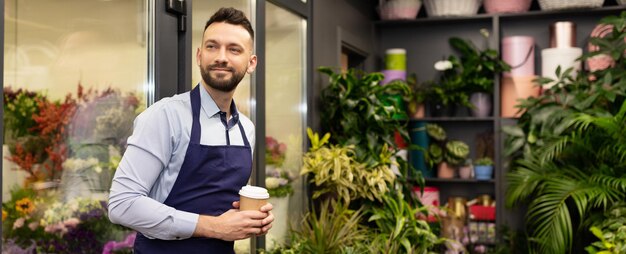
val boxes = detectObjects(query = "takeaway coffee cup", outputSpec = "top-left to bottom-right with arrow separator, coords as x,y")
238,185 -> 270,211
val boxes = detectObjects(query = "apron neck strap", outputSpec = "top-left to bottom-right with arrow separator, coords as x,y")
190,85 -> 250,147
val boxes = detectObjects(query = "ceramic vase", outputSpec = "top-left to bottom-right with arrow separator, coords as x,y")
470,92 -> 492,117
458,164 -> 473,179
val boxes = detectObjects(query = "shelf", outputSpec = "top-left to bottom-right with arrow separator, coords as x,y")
498,5 -> 626,21
411,117 -> 495,122
374,5 -> 626,26
424,178 -> 495,184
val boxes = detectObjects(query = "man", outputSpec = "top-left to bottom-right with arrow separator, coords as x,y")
108,7 -> 273,253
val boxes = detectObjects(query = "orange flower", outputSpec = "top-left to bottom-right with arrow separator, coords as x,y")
2,210 -> 6,221
15,198 -> 35,215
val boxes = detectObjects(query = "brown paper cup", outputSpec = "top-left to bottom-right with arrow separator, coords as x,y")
238,185 -> 270,211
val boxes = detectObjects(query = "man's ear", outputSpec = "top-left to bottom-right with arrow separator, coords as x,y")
196,47 -> 202,66
247,55 -> 258,74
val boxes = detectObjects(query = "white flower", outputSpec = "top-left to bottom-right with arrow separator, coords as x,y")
434,60 -> 453,71
265,177 -> 281,189
480,28 -> 490,38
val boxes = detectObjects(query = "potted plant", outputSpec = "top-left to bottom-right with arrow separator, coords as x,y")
473,157 -> 494,180
425,123 -> 470,178
503,12 -> 626,253
300,128 -> 396,204
430,29 -> 511,117
405,73 -> 430,119
319,67 -> 411,167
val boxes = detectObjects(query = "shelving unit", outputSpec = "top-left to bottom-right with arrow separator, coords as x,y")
373,2 -> 626,242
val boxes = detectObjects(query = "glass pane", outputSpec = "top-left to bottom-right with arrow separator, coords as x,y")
3,0 -> 148,252
191,0 -> 253,117
191,1 -> 254,253
265,3 -> 307,251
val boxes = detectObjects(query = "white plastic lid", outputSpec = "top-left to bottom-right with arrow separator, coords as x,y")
239,185 -> 270,199
386,48 -> 406,55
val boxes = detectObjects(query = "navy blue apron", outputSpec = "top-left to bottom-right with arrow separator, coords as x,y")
134,85 -> 252,253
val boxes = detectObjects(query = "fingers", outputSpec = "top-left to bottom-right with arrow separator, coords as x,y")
232,201 -> 240,209
262,211 -> 274,226
259,202 -> 273,212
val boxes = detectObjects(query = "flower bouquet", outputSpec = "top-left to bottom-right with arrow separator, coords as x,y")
2,185 -> 133,253
265,136 -> 294,198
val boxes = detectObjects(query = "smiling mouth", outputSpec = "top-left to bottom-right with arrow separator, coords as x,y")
210,68 -> 232,72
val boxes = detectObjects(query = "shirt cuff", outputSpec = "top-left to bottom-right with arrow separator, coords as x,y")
171,210 -> 199,240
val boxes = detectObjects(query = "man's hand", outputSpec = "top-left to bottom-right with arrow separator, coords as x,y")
193,201 -> 274,241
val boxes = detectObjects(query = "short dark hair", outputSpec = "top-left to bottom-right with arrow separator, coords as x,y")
204,7 -> 254,41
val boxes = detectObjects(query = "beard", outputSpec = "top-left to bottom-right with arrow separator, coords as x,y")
200,63 -> 247,92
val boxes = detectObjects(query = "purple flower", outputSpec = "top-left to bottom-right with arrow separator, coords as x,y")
102,232 -> 136,254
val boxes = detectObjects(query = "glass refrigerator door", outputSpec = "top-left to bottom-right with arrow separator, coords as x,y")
3,0 -> 150,251
264,2 -> 307,251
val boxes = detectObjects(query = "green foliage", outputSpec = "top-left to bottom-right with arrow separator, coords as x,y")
318,67 -> 411,167
586,203 -> 626,254
426,123 -> 446,141
268,183 -> 293,198
448,30 -> 511,94
3,87 -> 45,141
263,200 -> 370,254
504,11 -> 626,253
367,190 -> 443,254
474,157 -> 493,166
301,129 -> 396,204
427,29 -> 510,108
425,123 -> 469,167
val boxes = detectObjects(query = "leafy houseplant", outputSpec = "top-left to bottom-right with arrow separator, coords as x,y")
428,30 -> 510,116
367,190 -> 443,253
405,73 -> 431,118
319,67 -> 411,167
586,202 -> 626,254
503,12 -> 626,253
449,29 -> 510,95
425,123 -> 469,167
300,129 -> 395,204
474,157 -> 493,166
260,200 -> 370,254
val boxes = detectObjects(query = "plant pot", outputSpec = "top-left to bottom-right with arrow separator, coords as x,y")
469,92 -> 492,117
458,165 -> 473,179
408,101 -> 425,119
474,165 -> 494,180
437,162 -> 455,179
266,196 -> 290,250
428,101 -> 454,117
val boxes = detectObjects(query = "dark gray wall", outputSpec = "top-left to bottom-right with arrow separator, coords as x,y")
311,0 -> 377,132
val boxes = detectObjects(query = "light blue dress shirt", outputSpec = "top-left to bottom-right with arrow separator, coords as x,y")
108,85 -> 255,240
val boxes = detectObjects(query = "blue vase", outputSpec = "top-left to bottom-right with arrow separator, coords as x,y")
474,165 -> 494,180
409,121 -> 432,178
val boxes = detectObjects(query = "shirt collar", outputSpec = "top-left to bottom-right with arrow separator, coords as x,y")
198,83 -> 240,126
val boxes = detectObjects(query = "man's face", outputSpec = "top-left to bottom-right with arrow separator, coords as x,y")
197,22 -> 256,92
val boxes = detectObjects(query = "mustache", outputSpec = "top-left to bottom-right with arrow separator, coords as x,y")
207,64 -> 235,72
